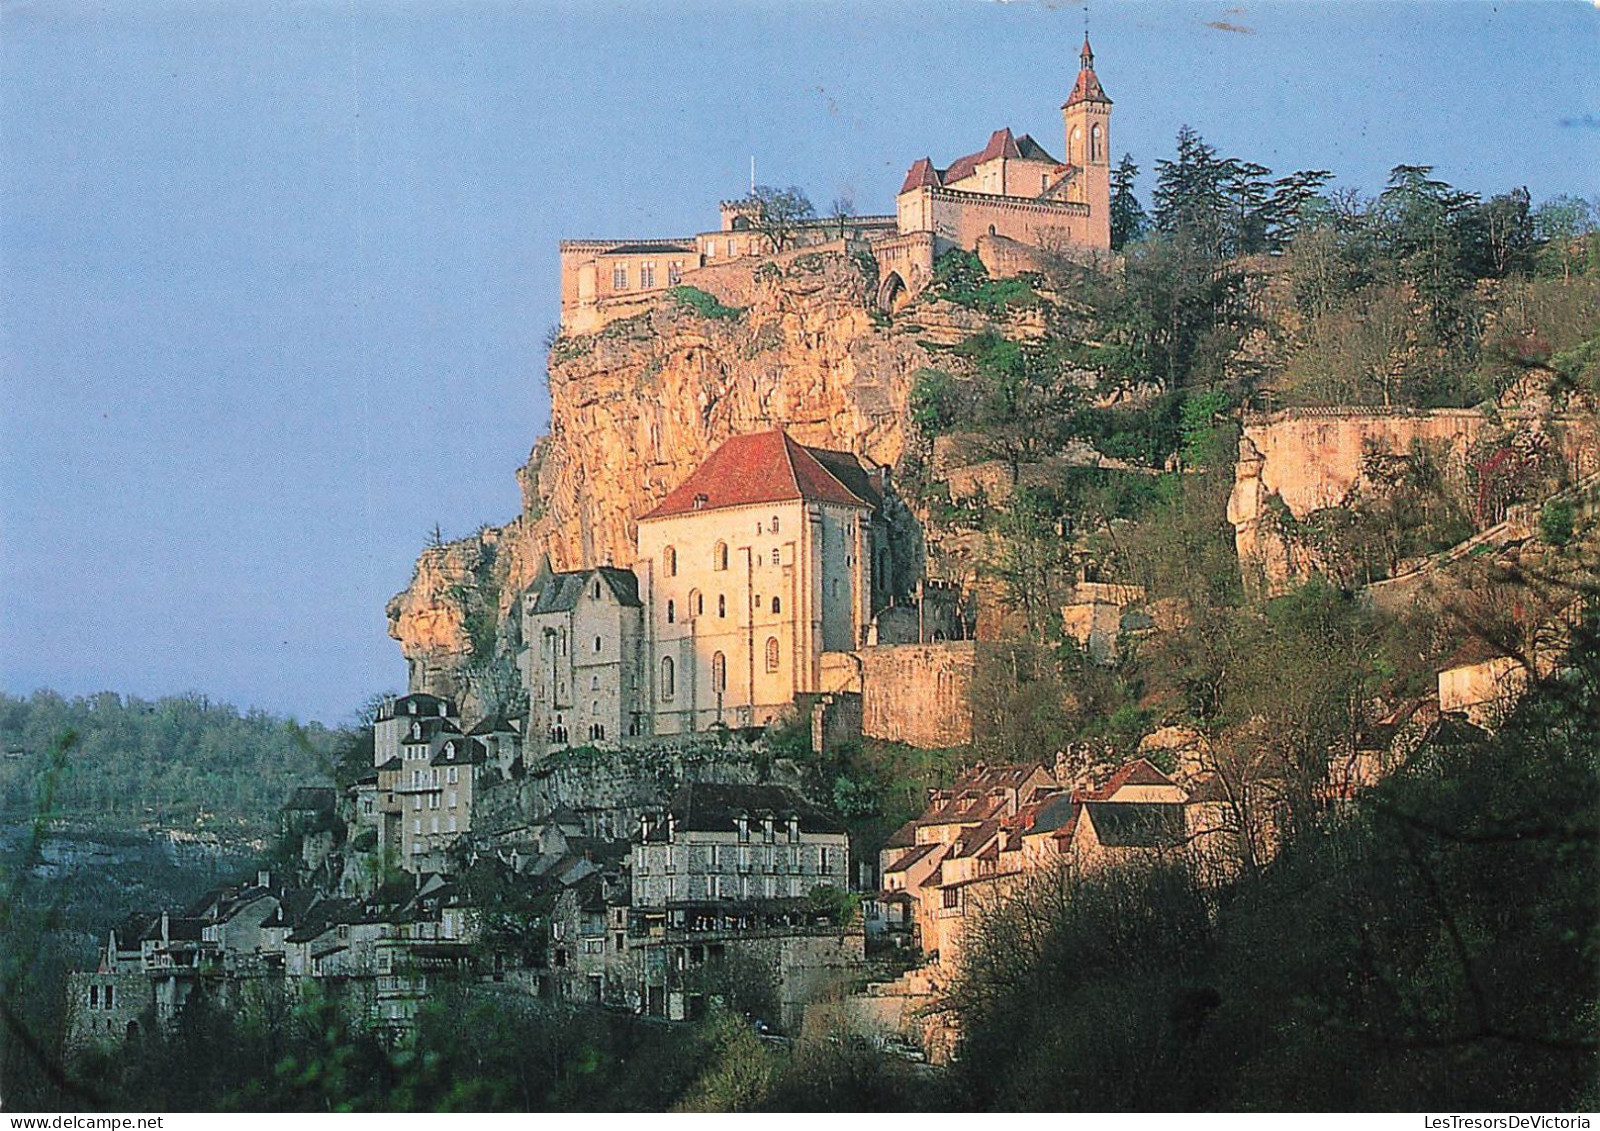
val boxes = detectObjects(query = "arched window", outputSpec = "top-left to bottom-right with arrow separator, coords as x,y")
713,541 -> 728,571
771,596 -> 781,614
765,636 -> 780,673
691,590 -> 704,617
592,580 -> 602,599
1070,126 -> 1081,165
594,635 -> 603,652
771,515 -> 780,533
664,546 -> 677,576
666,599 -> 676,624
717,594 -> 726,618
1091,124 -> 1102,163
661,657 -> 675,700
711,651 -> 727,693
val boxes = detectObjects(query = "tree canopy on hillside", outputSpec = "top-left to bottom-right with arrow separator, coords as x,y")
0,690 -> 340,832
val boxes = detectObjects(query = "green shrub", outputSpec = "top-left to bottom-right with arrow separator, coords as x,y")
908,368 -> 961,435
931,249 -> 1042,315
669,285 -> 744,320
1540,498 -> 1576,546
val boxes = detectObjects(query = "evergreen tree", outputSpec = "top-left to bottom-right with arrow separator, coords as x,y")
1109,154 -> 1148,251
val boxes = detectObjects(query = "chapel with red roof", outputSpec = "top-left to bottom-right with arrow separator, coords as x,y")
887,35 -> 1113,289
522,429 -> 899,750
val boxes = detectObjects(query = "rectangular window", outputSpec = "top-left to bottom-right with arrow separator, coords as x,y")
430,794 -> 440,810
943,887 -> 960,909
413,819 -> 421,834
640,262 -> 656,288
612,264 -> 628,290
430,816 -> 440,834
448,816 -> 458,833
820,847 -> 832,873
726,239 -> 735,257
412,795 -> 422,811
105,985 -> 114,1009
447,766 -> 458,784
90,985 -> 99,1008
448,791 -> 458,809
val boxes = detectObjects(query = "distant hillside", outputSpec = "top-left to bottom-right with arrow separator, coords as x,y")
0,690 -> 341,835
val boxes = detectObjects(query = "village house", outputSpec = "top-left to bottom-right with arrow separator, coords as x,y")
869,759 -> 1227,967
374,692 -> 459,766
628,782 -> 858,1027
67,867 -> 487,1051
396,724 -> 489,873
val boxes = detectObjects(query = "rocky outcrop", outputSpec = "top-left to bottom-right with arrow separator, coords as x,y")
385,528 -> 503,699
390,250 -> 951,695
1228,404 -> 1599,592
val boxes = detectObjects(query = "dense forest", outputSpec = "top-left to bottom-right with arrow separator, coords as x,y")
0,690 -> 342,833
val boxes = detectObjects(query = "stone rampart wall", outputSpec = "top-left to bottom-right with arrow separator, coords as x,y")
860,641 -> 975,748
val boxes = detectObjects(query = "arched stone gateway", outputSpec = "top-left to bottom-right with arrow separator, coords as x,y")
877,271 -> 909,313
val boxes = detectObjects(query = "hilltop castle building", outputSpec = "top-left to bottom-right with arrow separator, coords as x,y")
557,37 -> 1114,332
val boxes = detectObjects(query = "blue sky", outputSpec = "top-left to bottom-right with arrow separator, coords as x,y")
2,0 -> 1596,725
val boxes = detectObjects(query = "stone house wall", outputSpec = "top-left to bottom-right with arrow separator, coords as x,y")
65,970 -> 149,1051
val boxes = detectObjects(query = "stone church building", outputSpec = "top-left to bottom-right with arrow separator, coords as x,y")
521,430 -> 890,755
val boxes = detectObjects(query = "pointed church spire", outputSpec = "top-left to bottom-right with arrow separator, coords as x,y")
1065,33 -> 1111,107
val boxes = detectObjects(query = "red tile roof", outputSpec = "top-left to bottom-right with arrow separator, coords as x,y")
640,430 -> 879,520
899,130 -> 1062,197
1076,758 -> 1175,801
1064,36 -> 1112,108
900,156 -> 941,194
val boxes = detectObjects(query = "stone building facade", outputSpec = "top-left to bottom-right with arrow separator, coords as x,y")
521,566 -> 648,748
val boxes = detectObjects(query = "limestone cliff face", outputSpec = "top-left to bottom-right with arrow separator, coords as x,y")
389,250 -> 951,696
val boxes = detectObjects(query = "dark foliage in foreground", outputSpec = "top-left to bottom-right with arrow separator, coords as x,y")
945,630 -> 1600,1111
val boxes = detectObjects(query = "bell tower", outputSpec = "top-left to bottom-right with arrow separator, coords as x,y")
1062,35 -> 1113,251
